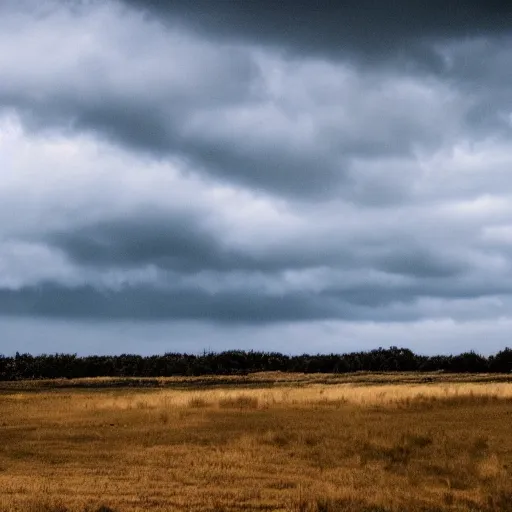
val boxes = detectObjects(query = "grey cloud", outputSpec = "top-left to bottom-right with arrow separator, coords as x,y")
122,1 -> 512,68
40,201 -> 494,276
118,1 -> 512,161
3,200 -> 512,324
0,1 -> 484,200
1,273 -> 510,324
47,214 -> 231,273
1,0 -> 512,354
0,62 -> 459,200
42,208 -> 474,280
35,210 -> 512,323
441,37 -> 512,136
0,41 -> 339,196
375,246 -> 466,279
0,283 -> 340,323
45,212 -> 348,273
328,278 -> 512,309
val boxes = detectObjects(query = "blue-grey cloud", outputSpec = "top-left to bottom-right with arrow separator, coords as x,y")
0,283 -> 339,323
2,0 -> 506,199
123,0 -> 512,69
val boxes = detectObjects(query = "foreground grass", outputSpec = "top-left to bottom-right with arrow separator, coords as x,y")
0,374 -> 511,511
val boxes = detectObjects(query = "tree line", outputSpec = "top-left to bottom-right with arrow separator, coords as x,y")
0,347 -> 510,380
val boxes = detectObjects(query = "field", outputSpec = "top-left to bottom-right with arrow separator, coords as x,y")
1,373 -> 512,512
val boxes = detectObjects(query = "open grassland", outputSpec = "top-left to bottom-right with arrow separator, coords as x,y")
0,373 -> 512,512
3,371 -> 512,391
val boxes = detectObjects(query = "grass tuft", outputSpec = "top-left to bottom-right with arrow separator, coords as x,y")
188,396 -> 209,408
218,394 -> 259,409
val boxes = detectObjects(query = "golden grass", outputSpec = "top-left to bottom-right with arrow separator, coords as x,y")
0,374 -> 511,511
2,370 -> 511,391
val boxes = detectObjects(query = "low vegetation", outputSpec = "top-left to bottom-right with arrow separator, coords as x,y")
1,374 -> 512,511
1,347 -> 510,381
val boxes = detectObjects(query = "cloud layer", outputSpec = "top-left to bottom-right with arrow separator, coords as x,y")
1,0 -> 512,353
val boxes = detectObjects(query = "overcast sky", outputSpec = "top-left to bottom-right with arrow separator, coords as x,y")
1,1 -> 512,356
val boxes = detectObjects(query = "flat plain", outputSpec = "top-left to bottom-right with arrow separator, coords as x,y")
1,372 -> 511,512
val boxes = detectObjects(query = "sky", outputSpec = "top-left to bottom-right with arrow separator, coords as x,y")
1,1 -> 512,356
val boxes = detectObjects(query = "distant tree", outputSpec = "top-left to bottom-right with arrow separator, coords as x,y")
0,347 -> 510,381
489,348 -> 512,373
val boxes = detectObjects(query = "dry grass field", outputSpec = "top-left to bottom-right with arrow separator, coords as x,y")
1,373 -> 512,512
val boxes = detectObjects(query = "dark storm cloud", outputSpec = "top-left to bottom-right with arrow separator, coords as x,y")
0,282 -> 426,322
0,61 -> 453,200
0,283 -> 340,323
117,1 -> 512,144
0,46 -> 342,197
2,0 -> 498,200
46,213 -> 339,272
123,0 -> 512,67
47,214 -> 233,272
43,210 -> 472,281
33,208 -> 510,325
1,267 -> 510,323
